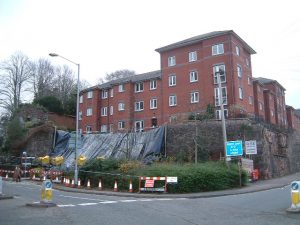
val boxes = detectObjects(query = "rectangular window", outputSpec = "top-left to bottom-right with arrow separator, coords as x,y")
189,51 -> 197,62
150,80 -> 157,90
86,108 -> 92,116
79,95 -> 83,103
102,90 -> 108,99
118,102 -> 125,111
109,124 -> 113,133
236,46 -> 240,56
150,98 -> 157,109
135,120 -> 144,132
214,87 -> 227,106
246,58 -> 250,67
249,96 -> 253,105
119,84 -> 125,92
169,95 -> 177,106
110,106 -> 113,115
191,92 -> 199,103
135,82 -> 144,92
248,77 -> 252,85
101,125 -> 107,133
237,65 -> 242,78
168,56 -> 176,67
79,111 -> 82,120
118,121 -> 125,129
259,102 -> 263,111
215,109 -> 228,120
86,126 -> 92,134
239,87 -> 243,99
212,43 -> 224,55
169,74 -> 176,86
101,107 -> 108,116
135,101 -> 144,111
87,91 -> 93,99
213,64 -> 226,84
110,89 -> 114,97
189,71 -> 198,82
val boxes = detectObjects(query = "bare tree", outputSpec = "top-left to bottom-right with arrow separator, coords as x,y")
0,52 -> 32,114
29,58 -> 55,99
52,65 -> 76,110
104,69 -> 136,82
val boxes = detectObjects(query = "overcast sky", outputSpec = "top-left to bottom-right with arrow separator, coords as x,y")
1,0 -> 300,108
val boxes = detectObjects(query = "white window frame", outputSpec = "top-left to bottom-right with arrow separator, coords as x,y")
216,109 -> 228,120
259,102 -> 263,111
79,111 -> 82,120
191,92 -> 199,103
236,46 -> 240,56
101,107 -> 108,116
189,51 -> 197,62
118,121 -> 125,130
214,87 -> 228,106
102,90 -> 108,99
135,82 -> 144,93
150,79 -> 157,90
239,87 -> 243,99
135,101 -> 144,112
110,89 -> 114,97
87,91 -> 93,99
237,65 -> 242,78
150,98 -> 157,109
101,125 -> 107,133
135,120 -> 144,132
169,74 -> 176,86
212,43 -> 224,55
246,58 -> 250,67
248,77 -> 252,85
169,95 -> 177,106
79,95 -> 83,103
168,56 -> 176,67
110,106 -> 113,115
249,96 -> 253,105
118,102 -> 125,111
86,108 -> 92,116
119,84 -> 125,92
86,126 -> 92,134
213,64 -> 226,84
189,71 -> 198,82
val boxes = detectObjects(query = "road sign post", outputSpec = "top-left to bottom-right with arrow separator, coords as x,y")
41,179 -> 53,203
287,181 -> 300,212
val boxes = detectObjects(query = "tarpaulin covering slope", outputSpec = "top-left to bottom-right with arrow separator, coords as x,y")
55,126 -> 165,168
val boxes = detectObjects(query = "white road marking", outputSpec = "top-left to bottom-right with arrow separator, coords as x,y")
78,203 -> 98,206
58,204 -> 76,207
99,201 -> 118,204
139,199 -> 154,202
59,194 -> 105,201
119,200 -> 137,203
155,198 -> 172,201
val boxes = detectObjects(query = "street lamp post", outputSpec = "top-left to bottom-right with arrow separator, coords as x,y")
49,53 -> 80,185
215,69 -> 228,165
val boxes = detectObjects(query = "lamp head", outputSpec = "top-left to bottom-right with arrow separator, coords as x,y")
49,53 -> 59,57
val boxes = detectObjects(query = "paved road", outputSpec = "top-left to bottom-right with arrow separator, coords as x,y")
1,180 -> 300,225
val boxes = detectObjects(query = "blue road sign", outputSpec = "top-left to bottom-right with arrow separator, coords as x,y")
292,182 -> 299,191
226,141 -> 243,156
45,181 -> 52,189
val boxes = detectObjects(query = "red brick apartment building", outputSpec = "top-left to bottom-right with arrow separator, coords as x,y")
79,30 -> 296,133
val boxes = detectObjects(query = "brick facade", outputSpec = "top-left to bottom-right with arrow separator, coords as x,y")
78,30 -> 298,133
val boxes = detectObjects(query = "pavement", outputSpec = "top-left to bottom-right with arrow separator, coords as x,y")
1,172 -> 300,200
53,172 -> 300,199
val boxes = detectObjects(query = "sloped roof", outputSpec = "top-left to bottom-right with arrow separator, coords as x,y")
155,30 -> 256,54
255,77 -> 286,91
81,70 -> 161,93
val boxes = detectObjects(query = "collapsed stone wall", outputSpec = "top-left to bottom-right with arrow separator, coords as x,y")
166,119 -> 300,178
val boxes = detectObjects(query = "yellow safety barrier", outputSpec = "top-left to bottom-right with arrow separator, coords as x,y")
77,155 -> 86,166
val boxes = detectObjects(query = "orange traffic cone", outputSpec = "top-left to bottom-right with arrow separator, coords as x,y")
32,174 -> 36,180
129,180 -> 133,193
98,179 -> 102,190
5,173 -> 8,180
114,180 -> 118,192
87,179 -> 91,189
78,178 -> 81,188
71,179 -> 75,188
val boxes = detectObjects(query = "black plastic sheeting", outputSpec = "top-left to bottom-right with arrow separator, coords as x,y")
51,126 -> 165,168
